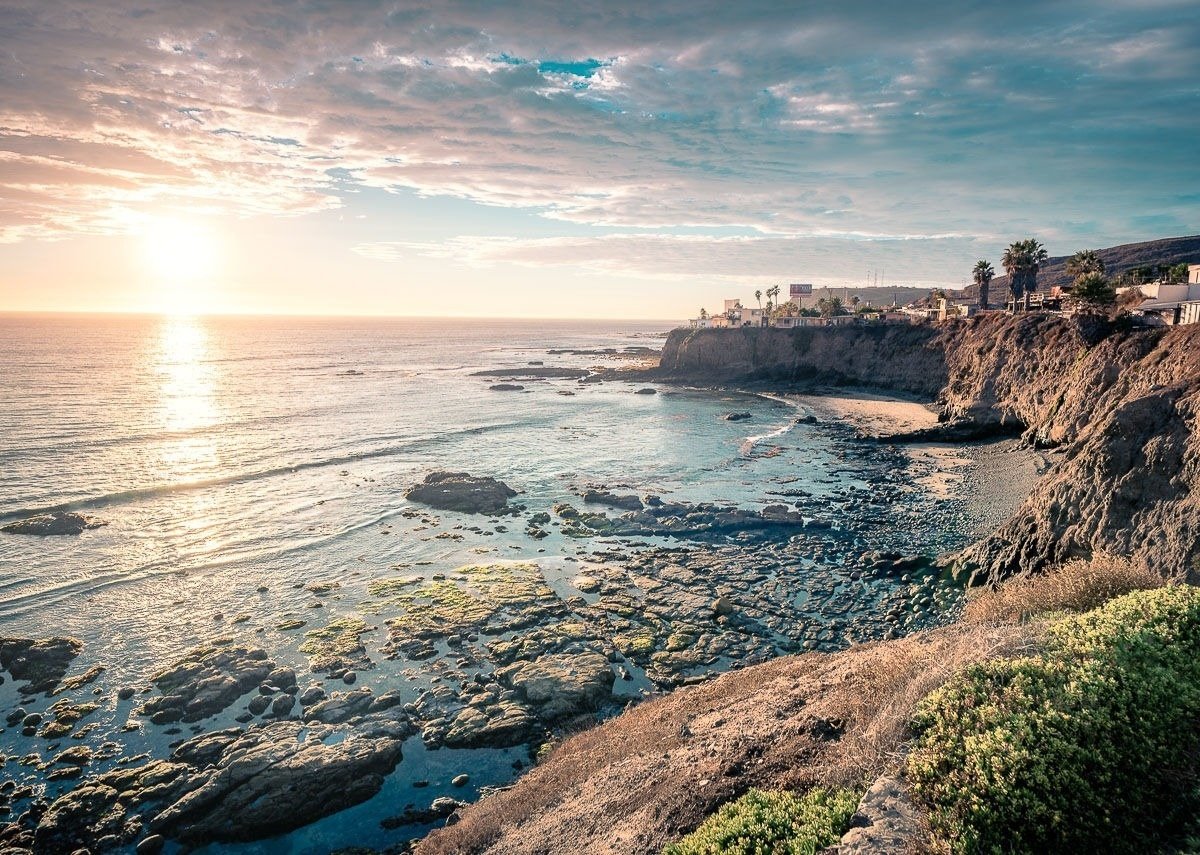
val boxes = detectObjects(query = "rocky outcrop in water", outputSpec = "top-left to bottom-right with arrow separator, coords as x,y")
0,636 -> 84,695
657,315 -> 1200,583
405,472 -> 519,515
34,720 -> 406,851
1,511 -> 106,536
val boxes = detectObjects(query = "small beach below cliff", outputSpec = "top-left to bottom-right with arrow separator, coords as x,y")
781,386 -> 1049,541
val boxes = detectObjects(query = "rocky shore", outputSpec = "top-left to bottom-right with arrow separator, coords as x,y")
0,318 -> 1094,854
0,399 -> 993,854
658,314 -> 1200,583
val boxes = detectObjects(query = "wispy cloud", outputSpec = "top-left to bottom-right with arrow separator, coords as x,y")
353,232 -> 984,288
0,0 -> 1196,261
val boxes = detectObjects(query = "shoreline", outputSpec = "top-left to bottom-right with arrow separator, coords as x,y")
762,385 -> 1049,545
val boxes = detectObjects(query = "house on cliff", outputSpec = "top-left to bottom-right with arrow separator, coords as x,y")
1128,264 -> 1200,325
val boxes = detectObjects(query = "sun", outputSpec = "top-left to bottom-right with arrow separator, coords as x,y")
139,217 -> 221,314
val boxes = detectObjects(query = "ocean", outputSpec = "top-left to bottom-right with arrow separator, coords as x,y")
0,313 -> 972,853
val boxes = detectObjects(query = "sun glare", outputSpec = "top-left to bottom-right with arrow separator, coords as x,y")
139,217 -> 221,314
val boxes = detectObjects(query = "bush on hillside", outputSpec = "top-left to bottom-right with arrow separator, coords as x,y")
908,585 -> 1200,854
963,555 -> 1163,624
662,787 -> 859,855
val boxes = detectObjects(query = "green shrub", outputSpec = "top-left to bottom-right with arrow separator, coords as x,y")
662,787 -> 858,855
907,585 -> 1200,854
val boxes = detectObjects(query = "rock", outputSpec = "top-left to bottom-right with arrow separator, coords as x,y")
838,775 -> 921,854
150,721 -> 404,843
712,597 -> 735,617
117,687 -> 136,701
136,834 -> 166,855
634,388 -> 657,395
497,653 -> 614,720
342,671 -> 357,685
247,695 -> 271,716
270,694 -> 296,717
723,411 -> 752,421
451,774 -> 469,787
405,472 -> 518,515
304,688 -> 376,725
0,512 -> 106,536
0,637 -> 84,695
138,642 -> 274,724
299,685 -> 326,706
582,490 -> 643,511
488,384 -> 525,391
380,796 -> 463,828
442,702 -> 537,749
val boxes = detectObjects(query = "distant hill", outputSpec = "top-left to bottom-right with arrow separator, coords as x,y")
968,234 -> 1200,299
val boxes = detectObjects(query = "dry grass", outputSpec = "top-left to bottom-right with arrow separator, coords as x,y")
417,555 -> 1162,855
963,555 -> 1164,625
417,623 -> 1036,855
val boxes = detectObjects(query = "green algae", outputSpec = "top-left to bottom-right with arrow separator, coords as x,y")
300,616 -> 370,672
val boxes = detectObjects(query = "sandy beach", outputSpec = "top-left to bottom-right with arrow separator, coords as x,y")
779,387 -> 1051,541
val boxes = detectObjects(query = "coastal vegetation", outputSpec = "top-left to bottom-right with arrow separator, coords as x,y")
1001,238 -> 1049,310
971,259 -> 994,310
910,584 -> 1200,854
661,787 -> 858,855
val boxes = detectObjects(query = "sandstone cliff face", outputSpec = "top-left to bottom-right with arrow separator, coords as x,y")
657,324 -> 948,397
658,315 -> 1200,583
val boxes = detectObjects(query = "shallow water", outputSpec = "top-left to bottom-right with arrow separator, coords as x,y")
0,314 -> 974,853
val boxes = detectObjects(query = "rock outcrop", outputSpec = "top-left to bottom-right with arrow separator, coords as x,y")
0,511 -> 106,536
656,314 -> 1200,583
0,636 -> 84,695
405,472 -> 518,515
34,721 -> 405,850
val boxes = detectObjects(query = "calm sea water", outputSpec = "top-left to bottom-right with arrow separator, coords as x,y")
0,313 -> 965,853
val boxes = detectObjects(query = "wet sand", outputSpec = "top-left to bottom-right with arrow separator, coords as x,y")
781,386 -> 1051,539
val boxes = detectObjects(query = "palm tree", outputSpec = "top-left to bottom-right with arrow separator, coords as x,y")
754,289 -> 764,326
1071,272 -> 1116,310
972,260 -> 995,310
1066,250 -> 1104,282
699,308 -> 708,320
1001,239 -> 1049,312
768,285 -> 780,316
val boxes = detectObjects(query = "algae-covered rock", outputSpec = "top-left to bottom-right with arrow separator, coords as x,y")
380,563 -> 565,654
497,652 -> 614,720
300,616 -> 372,675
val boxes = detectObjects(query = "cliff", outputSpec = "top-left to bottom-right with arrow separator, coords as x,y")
658,315 -> 1200,583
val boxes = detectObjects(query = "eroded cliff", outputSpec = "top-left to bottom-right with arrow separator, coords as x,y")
658,315 -> 1200,582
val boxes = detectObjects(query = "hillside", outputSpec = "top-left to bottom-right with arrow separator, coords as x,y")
967,234 -> 1200,298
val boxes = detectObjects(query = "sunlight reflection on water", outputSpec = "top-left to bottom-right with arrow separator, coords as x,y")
154,315 -> 220,475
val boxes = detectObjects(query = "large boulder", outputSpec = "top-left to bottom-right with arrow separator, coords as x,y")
151,721 -> 404,843
405,472 -> 518,515
139,642 -> 275,724
1,511 -> 106,536
0,636 -> 84,695
497,653 -> 615,720
442,701 -> 539,749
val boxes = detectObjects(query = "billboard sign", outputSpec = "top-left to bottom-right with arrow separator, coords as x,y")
789,283 -> 813,299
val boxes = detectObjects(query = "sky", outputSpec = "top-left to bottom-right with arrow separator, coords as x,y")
0,0 -> 1197,319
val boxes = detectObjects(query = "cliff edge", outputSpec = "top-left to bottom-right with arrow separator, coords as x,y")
658,314 -> 1200,583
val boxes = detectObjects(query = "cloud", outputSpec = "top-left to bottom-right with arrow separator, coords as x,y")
352,232 -> 983,288
0,0 -> 1196,260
